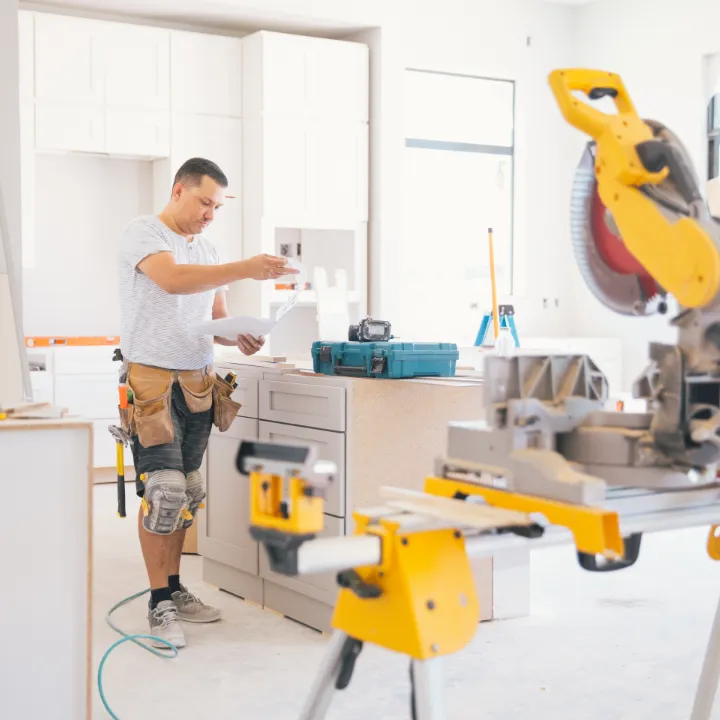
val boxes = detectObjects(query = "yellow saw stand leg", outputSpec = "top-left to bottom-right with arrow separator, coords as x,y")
299,513 -> 479,720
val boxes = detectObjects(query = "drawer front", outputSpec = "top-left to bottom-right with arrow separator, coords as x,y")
55,374 -> 118,418
259,380 -> 345,431
260,514 -> 345,602
259,421 -> 345,517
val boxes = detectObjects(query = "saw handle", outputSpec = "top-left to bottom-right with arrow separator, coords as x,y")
548,69 -> 638,139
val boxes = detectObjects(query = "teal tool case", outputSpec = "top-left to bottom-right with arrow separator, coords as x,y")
311,341 -> 459,379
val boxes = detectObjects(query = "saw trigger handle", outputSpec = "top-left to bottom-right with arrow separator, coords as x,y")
636,140 -> 704,205
549,68 -> 638,139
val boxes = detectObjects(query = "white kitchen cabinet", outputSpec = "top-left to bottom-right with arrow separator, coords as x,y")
168,114 -> 243,261
260,119 -> 368,225
19,102 -> 35,269
243,31 -> 368,122
35,105 -> 105,154
105,108 -> 170,158
261,118 -> 307,222
34,14 -> 104,106
306,123 -> 369,224
102,23 -> 170,110
171,31 -> 242,117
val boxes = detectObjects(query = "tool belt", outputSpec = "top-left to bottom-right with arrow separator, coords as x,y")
119,362 -> 240,447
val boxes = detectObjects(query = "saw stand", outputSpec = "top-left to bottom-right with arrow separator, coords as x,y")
690,526 -> 720,720
299,632 -> 445,720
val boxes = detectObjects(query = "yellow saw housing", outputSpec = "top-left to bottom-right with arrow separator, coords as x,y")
549,69 -> 720,309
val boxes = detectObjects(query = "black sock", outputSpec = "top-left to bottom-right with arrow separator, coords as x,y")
168,574 -> 181,594
150,587 -> 172,609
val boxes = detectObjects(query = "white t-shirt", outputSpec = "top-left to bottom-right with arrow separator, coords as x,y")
119,215 -> 228,370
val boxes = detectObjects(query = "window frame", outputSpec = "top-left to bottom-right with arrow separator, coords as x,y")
403,67 -> 517,293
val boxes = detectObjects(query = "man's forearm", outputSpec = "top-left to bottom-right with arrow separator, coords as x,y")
166,260 -> 251,295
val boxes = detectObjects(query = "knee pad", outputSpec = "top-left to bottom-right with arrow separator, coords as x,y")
141,469 -> 188,535
181,469 -> 206,529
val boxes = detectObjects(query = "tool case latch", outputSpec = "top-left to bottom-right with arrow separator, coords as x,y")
318,346 -> 332,362
370,356 -> 386,374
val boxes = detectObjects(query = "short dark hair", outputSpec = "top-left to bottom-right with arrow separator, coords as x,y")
173,157 -> 228,188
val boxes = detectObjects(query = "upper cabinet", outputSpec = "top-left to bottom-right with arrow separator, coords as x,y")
103,23 -> 170,110
171,31 -> 242,117
30,13 -> 170,158
243,31 -> 368,123
242,31 -> 369,227
34,14 -> 105,106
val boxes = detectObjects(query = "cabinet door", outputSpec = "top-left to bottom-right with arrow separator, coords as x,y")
203,417 -> 259,574
20,103 -> 35,269
105,108 -> 170,158
259,420 -> 345,517
306,123 -> 367,223
260,32 -> 308,116
260,513 -> 344,601
35,105 -> 105,154
102,23 -> 170,110
306,40 -> 369,122
171,115 -> 242,261
171,31 -> 242,117
34,14 -> 104,106
262,119 -> 306,222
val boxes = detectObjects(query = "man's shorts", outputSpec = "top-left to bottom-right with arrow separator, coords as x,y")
120,362 -> 217,499
131,381 -> 213,498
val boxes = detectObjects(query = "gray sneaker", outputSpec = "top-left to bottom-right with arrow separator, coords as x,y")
148,600 -> 187,649
171,584 -> 222,623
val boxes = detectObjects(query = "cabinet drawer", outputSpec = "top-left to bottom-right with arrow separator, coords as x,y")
260,514 -> 344,601
259,380 -> 345,431
211,415 -> 259,440
259,421 -> 345,517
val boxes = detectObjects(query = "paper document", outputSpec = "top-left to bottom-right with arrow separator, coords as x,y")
193,259 -> 306,341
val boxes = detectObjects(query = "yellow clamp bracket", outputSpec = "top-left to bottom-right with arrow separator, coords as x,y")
331,511 -> 480,661
708,526 -> 720,561
424,476 -> 624,558
249,469 -> 324,535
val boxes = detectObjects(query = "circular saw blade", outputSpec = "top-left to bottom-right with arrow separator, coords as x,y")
570,142 -> 665,316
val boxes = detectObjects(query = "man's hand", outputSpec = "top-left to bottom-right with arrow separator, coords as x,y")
237,334 -> 265,356
243,254 -> 299,280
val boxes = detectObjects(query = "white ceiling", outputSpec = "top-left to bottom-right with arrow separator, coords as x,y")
21,0 -> 371,36
23,0 -> 600,35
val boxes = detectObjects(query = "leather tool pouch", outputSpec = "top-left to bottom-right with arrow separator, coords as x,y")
126,363 -> 175,448
178,369 -> 214,414
212,373 -> 241,432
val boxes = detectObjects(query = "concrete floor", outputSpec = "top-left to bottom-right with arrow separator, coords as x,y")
93,483 -> 720,719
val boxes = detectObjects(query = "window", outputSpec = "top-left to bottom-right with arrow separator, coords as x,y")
399,69 -> 515,345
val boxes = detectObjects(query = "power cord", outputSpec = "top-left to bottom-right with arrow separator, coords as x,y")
98,588 -> 179,719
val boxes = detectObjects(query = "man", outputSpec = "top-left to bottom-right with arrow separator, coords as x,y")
118,157 -> 297,649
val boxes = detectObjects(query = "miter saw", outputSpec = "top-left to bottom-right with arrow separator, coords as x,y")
239,71 -> 720,720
